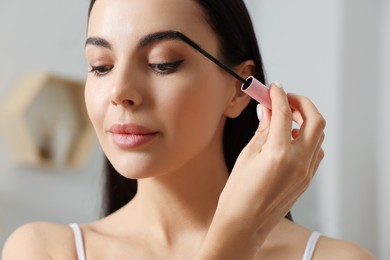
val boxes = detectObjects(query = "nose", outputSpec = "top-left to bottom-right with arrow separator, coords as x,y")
110,72 -> 143,108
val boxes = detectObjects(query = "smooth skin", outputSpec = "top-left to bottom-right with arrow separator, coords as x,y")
2,0 -> 375,259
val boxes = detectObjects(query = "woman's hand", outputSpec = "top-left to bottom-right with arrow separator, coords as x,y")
196,83 -> 326,259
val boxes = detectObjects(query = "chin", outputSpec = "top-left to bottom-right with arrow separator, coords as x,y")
110,155 -> 193,181
110,161 -> 157,179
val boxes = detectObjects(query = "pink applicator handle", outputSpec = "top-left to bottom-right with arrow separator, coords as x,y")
241,76 -> 272,110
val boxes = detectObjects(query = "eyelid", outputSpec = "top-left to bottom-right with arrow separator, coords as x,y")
148,60 -> 184,74
149,60 -> 183,66
89,65 -> 114,77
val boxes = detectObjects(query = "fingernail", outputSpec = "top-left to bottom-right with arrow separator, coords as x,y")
272,81 -> 283,89
256,104 -> 263,121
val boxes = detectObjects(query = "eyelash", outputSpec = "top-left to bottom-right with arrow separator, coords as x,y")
89,65 -> 114,77
149,60 -> 184,75
88,60 -> 184,78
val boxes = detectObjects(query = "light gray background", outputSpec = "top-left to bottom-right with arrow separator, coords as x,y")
1,1 -> 389,259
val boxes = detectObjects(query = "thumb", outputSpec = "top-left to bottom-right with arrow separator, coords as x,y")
244,104 -> 271,154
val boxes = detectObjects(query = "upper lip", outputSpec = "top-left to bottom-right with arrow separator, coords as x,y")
108,124 -> 157,135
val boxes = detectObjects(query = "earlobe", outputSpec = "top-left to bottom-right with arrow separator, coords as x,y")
224,60 -> 255,118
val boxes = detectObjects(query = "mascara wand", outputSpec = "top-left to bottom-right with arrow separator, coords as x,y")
174,31 -> 272,109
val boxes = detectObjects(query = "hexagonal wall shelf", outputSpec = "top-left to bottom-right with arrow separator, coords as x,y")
0,72 -> 96,167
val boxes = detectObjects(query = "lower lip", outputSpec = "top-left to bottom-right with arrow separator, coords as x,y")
111,133 -> 158,149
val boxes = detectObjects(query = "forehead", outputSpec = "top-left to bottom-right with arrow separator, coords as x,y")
88,0 -> 213,42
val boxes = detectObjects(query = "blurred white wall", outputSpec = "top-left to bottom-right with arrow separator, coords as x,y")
0,0 -> 388,258
378,0 -> 390,259
0,0 -> 103,247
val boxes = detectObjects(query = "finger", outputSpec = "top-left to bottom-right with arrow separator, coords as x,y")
291,110 -> 303,139
267,83 -> 293,145
292,109 -> 303,126
287,93 -> 326,151
292,128 -> 300,139
245,104 -> 271,153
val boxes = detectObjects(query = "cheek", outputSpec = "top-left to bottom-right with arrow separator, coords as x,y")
156,76 -> 229,146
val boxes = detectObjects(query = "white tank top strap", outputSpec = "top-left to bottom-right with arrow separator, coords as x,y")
302,231 -> 321,260
69,223 -> 86,260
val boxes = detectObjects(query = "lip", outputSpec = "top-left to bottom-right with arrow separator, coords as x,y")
108,123 -> 159,149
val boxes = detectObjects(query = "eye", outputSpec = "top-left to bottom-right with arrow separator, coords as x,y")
89,65 -> 114,77
149,60 -> 184,75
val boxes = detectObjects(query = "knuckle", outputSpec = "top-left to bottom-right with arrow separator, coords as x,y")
318,149 -> 325,160
312,114 -> 326,131
300,95 -> 310,103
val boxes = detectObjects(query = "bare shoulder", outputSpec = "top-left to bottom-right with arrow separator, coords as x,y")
315,235 -> 376,260
2,222 -> 77,260
268,219 -> 375,260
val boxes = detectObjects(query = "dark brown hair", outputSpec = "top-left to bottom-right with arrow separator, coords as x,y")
88,0 -> 292,221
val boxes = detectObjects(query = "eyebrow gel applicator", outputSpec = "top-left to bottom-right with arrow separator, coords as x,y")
174,31 -> 272,110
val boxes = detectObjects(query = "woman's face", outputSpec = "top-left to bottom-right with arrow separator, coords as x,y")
85,0 -> 239,178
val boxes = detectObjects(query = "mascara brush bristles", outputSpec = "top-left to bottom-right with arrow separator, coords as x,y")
173,31 -> 247,83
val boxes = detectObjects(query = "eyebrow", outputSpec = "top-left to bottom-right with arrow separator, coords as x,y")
84,30 -> 180,50
85,37 -> 112,49
139,30 -> 182,48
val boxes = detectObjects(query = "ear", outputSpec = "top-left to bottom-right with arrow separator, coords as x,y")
224,60 -> 255,118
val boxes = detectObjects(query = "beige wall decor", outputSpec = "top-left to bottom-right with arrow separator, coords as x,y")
0,72 -> 96,167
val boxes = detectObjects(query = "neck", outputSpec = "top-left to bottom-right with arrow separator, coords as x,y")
125,143 -> 229,243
